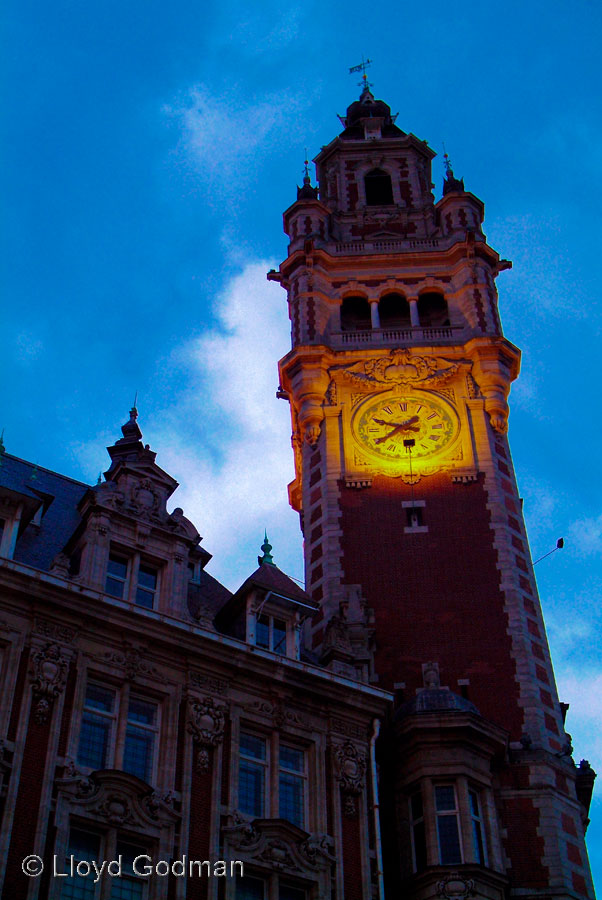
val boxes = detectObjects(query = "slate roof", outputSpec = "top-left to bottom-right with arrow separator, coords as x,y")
232,562 -> 315,608
187,570 -> 232,620
1,453 -> 88,570
395,688 -> 481,720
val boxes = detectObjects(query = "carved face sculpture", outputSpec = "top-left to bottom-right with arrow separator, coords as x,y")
353,390 -> 458,463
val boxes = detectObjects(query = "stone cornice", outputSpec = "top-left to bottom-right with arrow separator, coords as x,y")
0,558 -> 392,713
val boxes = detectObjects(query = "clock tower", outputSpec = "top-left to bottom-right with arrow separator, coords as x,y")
272,87 -> 596,898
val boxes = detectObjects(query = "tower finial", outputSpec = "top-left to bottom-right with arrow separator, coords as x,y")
258,530 -> 274,566
303,148 -> 310,184
349,56 -> 373,93
442,143 -> 453,177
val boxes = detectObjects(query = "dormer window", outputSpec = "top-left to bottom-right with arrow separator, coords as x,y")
106,553 -> 128,599
256,614 -> 287,655
105,548 -> 161,610
136,564 -> 158,609
364,168 -> 393,206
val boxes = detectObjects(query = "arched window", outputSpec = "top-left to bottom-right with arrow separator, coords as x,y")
417,292 -> 450,328
379,293 -> 410,329
340,296 -> 371,332
364,169 -> 394,206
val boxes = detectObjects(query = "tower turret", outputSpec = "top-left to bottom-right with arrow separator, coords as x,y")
273,87 -> 596,900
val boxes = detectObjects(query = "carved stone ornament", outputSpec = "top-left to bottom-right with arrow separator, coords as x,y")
330,350 -> 466,389
323,615 -> 353,656
334,740 -> 367,803
29,643 -> 69,724
437,872 -> 476,899
56,769 -> 178,835
223,817 -> 335,875
187,695 -> 227,769
246,698 -> 307,729
103,646 -> 166,684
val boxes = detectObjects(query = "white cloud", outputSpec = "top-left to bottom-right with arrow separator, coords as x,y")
568,513 -> 602,558
148,260 -> 303,590
163,84 -> 304,202
555,668 -> 602,772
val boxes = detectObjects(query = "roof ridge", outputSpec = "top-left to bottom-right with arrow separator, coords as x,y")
2,453 -> 91,488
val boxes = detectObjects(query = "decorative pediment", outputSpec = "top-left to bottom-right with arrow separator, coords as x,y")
330,350 -> 468,390
56,768 -> 179,835
222,816 -> 335,875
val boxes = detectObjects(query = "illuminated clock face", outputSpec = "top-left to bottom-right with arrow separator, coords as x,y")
353,392 -> 458,463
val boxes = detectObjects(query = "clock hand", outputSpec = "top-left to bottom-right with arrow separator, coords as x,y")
373,415 -> 422,444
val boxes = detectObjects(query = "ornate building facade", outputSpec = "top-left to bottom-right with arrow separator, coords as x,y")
0,86 -> 596,900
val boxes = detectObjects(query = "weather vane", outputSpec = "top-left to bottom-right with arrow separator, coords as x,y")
349,57 -> 373,90
303,147 -> 310,180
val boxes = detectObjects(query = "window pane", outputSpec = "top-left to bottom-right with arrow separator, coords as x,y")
135,587 -> 154,608
273,620 -> 287,655
61,829 -> 100,900
123,726 -> 154,782
437,815 -> 462,865
239,760 -> 264,817
280,745 -> 303,772
469,789 -> 479,817
128,698 -> 157,726
138,564 -> 157,589
236,877 -> 265,900
435,785 -> 456,811
110,880 -> 144,900
107,555 -> 128,578
85,684 -> 115,713
279,772 -> 304,827
78,713 -> 111,769
410,791 -> 423,820
280,887 -> 306,900
240,733 -> 266,761
110,842 -> 147,899
106,576 -> 126,599
413,820 -> 427,870
256,615 -> 269,649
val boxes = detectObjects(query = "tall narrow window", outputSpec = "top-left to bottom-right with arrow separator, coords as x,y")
239,733 -> 267,817
61,828 -> 101,900
469,789 -> 486,864
435,785 -> 462,865
364,168 -> 394,205
78,684 -> 116,770
106,553 -> 128,599
409,790 -> 427,871
279,745 -> 306,828
111,841 -> 147,900
123,697 -> 158,782
136,563 -> 158,609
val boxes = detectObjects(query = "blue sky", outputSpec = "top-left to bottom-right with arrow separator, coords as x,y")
2,0 -> 601,884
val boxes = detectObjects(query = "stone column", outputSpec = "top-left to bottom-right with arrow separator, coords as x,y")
408,297 -> 420,328
369,299 -> 380,329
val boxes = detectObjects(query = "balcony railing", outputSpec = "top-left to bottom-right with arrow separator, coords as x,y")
334,238 -> 441,254
330,325 -> 464,346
